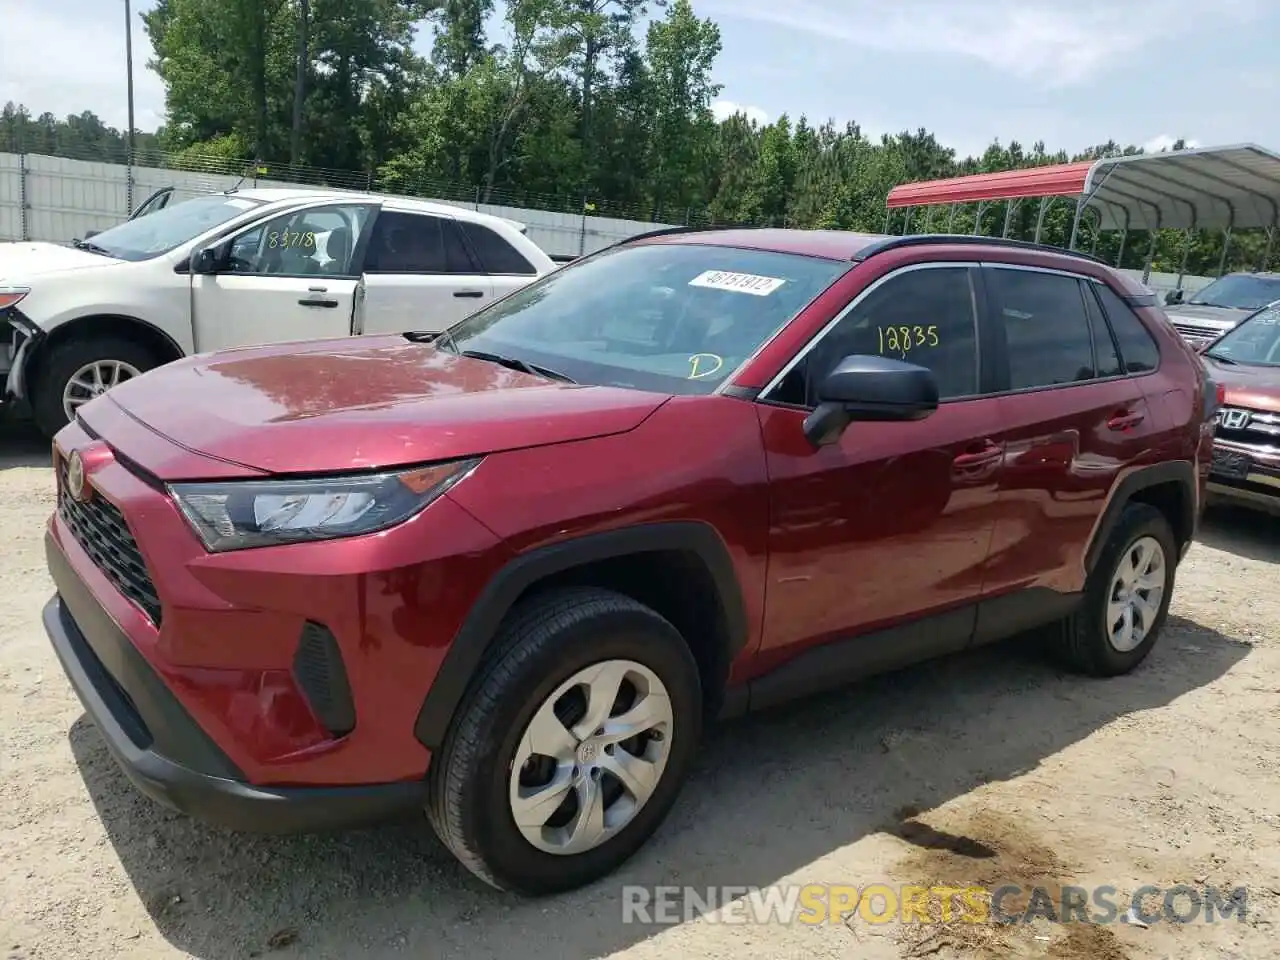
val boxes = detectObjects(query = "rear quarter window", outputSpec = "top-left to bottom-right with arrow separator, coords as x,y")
1093,283 -> 1161,373
459,222 -> 538,275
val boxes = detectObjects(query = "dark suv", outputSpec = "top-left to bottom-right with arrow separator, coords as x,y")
42,229 -> 1216,896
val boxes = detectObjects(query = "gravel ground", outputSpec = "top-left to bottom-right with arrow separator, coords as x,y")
2,418 -> 1278,960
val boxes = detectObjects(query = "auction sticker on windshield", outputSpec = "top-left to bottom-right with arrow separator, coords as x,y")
688,270 -> 786,296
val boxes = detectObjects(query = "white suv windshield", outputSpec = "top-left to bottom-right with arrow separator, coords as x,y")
438,242 -> 849,395
83,195 -> 265,262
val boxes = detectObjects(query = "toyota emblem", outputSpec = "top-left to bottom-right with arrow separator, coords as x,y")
65,450 -> 89,502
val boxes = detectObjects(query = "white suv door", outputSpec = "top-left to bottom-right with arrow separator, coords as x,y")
190,201 -> 375,352
358,210 -> 495,336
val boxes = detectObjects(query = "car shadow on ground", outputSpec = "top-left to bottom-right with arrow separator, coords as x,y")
0,418 -> 48,470
69,614 -> 1251,960
1197,504 -> 1280,564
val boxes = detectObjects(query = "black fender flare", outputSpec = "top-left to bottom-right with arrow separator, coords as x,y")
1084,460 -> 1197,575
413,521 -> 749,750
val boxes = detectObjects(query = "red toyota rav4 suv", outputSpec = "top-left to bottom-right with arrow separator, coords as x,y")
43,229 -> 1216,895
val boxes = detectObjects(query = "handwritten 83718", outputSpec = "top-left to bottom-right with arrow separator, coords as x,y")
267,230 -> 317,249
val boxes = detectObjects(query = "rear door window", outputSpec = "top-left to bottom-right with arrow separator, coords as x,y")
363,211 -> 476,274
986,267 -> 1097,390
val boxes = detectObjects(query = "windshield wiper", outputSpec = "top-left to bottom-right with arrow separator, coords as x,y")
460,349 -> 575,383
1204,351 -> 1237,364
72,238 -> 111,255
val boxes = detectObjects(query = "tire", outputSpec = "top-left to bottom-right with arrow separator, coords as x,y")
1053,502 -> 1177,677
31,336 -> 162,438
427,586 -> 703,895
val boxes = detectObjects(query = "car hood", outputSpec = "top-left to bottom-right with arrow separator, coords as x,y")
1203,355 -> 1280,412
1166,303 -> 1252,326
0,241 -> 123,282
99,335 -> 671,474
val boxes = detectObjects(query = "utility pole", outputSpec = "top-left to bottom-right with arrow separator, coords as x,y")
125,0 -> 136,209
291,0 -> 310,166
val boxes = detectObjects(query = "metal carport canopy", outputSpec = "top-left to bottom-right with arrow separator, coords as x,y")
885,143 -> 1280,233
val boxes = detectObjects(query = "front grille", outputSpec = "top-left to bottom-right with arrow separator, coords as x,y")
1172,321 -> 1225,342
1215,407 -> 1280,452
57,460 -> 163,625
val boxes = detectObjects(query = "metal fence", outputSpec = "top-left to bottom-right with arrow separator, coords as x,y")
0,152 -> 677,259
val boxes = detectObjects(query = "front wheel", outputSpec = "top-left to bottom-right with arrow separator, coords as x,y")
32,337 -> 160,437
427,587 -> 703,895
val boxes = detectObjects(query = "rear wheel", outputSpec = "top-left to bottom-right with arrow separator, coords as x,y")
427,587 -> 703,895
1053,503 -> 1177,676
32,337 -> 160,437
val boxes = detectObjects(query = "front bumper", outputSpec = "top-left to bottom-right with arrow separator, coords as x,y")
1206,440 -> 1280,515
44,530 -> 427,833
3,305 -> 41,404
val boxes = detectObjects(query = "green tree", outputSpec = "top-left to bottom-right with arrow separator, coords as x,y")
143,0 -> 293,158
12,3 -> 1277,275
642,0 -> 721,219
431,0 -> 493,76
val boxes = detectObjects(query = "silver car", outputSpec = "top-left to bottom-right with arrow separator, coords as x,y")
1164,272 -> 1280,346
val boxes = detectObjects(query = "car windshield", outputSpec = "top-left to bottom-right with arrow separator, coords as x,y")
1205,302 -> 1280,366
1186,274 -> 1280,310
437,242 -> 849,395
83,194 -> 265,262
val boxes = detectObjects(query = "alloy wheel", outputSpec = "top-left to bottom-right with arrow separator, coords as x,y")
62,359 -> 142,421
1106,535 -> 1166,653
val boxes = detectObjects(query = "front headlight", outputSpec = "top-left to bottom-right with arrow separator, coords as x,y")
169,458 -> 481,553
0,286 -> 31,311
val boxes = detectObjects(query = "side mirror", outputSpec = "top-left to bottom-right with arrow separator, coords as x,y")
1165,289 -> 1184,306
802,355 -> 940,446
192,246 -> 221,275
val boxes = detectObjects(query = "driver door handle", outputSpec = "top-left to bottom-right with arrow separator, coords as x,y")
1106,409 -> 1145,431
299,296 -> 339,308
453,289 -> 485,299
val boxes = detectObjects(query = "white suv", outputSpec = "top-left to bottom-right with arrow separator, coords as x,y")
0,188 -> 556,436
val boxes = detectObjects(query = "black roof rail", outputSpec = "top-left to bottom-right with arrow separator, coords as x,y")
853,234 -> 1111,267
616,224 -> 747,246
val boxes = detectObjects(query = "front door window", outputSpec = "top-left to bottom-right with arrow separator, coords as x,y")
227,205 -> 371,278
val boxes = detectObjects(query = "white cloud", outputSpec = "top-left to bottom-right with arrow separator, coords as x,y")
0,0 -> 166,135
712,99 -> 770,126
1142,134 -> 1202,153
702,0 -> 1265,88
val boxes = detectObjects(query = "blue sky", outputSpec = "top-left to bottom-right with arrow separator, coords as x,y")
2,0 -> 1276,163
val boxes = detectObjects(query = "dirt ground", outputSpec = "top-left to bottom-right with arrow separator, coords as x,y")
2,418 -> 1278,960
